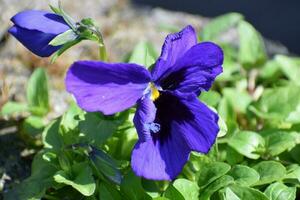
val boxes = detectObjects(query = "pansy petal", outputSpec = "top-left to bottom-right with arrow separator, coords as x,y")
131,132 -> 190,180
66,61 -> 151,115
131,91 -> 218,180
152,25 -> 197,81
172,92 -> 219,153
154,91 -> 219,153
158,42 -> 223,94
11,10 -> 69,34
8,25 -> 61,57
133,95 -> 157,142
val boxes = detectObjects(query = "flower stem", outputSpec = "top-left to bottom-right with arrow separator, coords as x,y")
99,43 -> 107,61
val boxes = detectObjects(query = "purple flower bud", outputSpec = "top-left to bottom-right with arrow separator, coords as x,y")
8,10 -> 70,57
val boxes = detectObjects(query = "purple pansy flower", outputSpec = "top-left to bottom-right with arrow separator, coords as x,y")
9,10 -> 70,57
66,25 -> 223,180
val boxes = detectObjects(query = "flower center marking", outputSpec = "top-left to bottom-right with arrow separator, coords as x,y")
150,83 -> 160,101
145,122 -> 160,134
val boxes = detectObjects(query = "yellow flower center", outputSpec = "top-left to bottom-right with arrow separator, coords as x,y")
150,83 -> 160,101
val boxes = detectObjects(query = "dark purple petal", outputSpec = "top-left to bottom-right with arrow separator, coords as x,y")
157,42 -> 223,94
151,25 -> 197,81
131,132 -> 190,181
8,25 -> 61,57
131,91 -> 219,180
171,92 -> 219,153
153,91 -> 219,153
65,61 -> 151,115
11,10 -> 69,34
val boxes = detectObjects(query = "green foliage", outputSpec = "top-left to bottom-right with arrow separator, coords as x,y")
26,68 -> 49,116
264,182 -> 296,200
5,12 -> 300,200
129,41 -> 158,68
253,161 -> 286,186
228,131 -> 265,159
201,13 -> 244,41
238,21 -> 267,68
228,165 -> 260,186
0,102 -> 28,116
54,162 -> 96,196
49,29 -> 79,46
165,179 -> 199,200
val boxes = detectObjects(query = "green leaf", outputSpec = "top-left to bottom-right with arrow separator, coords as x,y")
228,165 -> 260,186
228,185 -> 269,200
218,95 -> 236,123
49,29 -> 78,46
264,182 -> 296,200
284,165 -> 300,184
57,2 -> 77,30
54,162 -> 96,196
228,131 -> 265,159
199,91 -> 221,107
51,38 -> 82,63
275,55 -> 300,84
26,68 -> 49,116
114,126 -> 138,160
249,84 -> 300,125
21,116 -> 45,137
201,13 -> 244,41
200,175 -> 235,200
79,112 -> 127,145
238,21 -> 267,68
42,118 -> 63,149
49,4 -> 61,14
5,151 -> 58,199
253,161 -> 286,186
166,179 -> 199,200
226,146 -> 244,165
198,162 -> 231,188
259,59 -> 282,80
141,179 -> 161,198
217,115 -> 228,138
217,44 -> 241,82
164,184 -> 185,200
220,187 -> 240,200
120,171 -> 151,200
89,148 -> 122,185
60,102 -> 83,131
99,182 -> 121,200
0,101 -> 28,116
129,41 -> 157,68
264,131 -> 296,156
222,88 -> 252,114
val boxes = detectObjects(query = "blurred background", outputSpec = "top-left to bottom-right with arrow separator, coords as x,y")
1,0 -> 298,112
133,0 -> 300,55
1,0 -> 300,196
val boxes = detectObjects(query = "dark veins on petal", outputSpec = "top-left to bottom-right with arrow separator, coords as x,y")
152,92 -> 194,142
159,65 -> 218,92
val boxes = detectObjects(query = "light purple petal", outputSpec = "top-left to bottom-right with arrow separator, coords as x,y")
158,42 -> 223,94
11,10 -> 69,34
65,61 -> 151,115
131,132 -> 190,181
131,91 -> 219,180
133,95 -> 157,142
151,25 -> 197,81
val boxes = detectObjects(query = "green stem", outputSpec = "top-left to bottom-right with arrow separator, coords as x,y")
99,44 -> 107,61
215,138 -> 219,161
